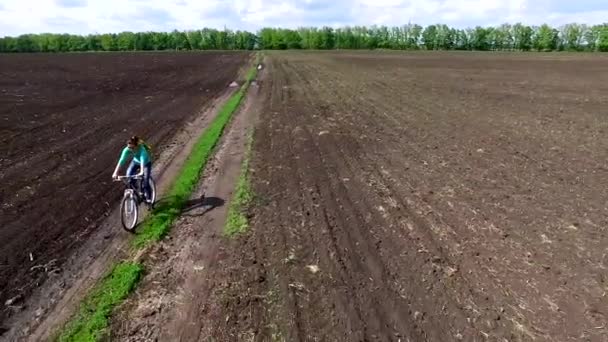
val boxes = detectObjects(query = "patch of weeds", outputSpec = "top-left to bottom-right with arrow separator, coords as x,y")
224,128 -> 255,237
265,280 -> 285,342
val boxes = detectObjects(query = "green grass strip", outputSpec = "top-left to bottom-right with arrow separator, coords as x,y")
132,64 -> 258,248
224,128 -> 255,236
56,55 -> 260,341
57,262 -> 143,342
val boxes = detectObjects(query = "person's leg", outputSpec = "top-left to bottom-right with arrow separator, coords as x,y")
126,161 -> 139,189
143,162 -> 152,202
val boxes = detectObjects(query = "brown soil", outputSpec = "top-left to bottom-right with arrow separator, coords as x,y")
20,51 -> 608,342
0,51 -> 249,330
195,52 -> 608,341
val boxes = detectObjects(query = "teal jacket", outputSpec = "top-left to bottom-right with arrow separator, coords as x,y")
118,145 -> 151,166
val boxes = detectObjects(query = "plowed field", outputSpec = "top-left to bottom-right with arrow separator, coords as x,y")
0,52 -> 248,326
196,52 -> 608,341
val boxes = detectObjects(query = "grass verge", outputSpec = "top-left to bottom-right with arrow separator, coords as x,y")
55,55 -> 259,341
224,128 -> 255,236
57,262 -> 143,342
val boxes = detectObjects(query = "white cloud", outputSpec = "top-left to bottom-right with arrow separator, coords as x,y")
0,0 -> 606,36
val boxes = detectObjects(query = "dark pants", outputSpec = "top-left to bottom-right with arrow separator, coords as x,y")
127,161 -> 152,200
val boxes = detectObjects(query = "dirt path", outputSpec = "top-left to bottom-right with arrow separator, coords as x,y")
1,81 -> 244,342
107,66 -> 263,341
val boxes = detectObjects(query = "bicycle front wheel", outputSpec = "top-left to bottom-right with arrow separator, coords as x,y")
120,192 -> 138,232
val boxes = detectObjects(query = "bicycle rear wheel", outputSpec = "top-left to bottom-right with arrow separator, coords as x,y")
148,176 -> 157,205
120,191 -> 138,232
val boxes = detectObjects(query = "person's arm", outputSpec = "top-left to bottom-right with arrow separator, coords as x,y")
112,163 -> 120,179
112,147 -> 129,179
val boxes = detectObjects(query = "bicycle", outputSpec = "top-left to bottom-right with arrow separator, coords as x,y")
114,172 -> 156,232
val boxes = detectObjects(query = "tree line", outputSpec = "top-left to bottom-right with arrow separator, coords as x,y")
1,23 -> 607,53
0,29 -> 257,52
259,23 -> 608,51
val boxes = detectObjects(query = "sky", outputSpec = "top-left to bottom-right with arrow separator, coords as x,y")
0,0 -> 606,36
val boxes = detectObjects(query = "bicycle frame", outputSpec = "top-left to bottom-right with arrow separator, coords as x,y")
115,175 -> 145,202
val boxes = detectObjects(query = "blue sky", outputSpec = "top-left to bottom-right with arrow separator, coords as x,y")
0,0 -> 606,36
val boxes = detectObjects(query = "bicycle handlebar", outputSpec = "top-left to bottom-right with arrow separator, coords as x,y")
113,174 -> 143,181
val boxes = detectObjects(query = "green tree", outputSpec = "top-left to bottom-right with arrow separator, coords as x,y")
453,29 -> 469,50
100,33 -> 116,51
170,30 -> 190,50
470,26 -> 490,50
151,32 -> 170,50
435,24 -> 455,49
217,29 -> 230,49
85,35 -> 102,51
134,32 -> 153,50
258,28 -> 275,49
422,24 -> 438,49
498,23 -> 514,50
116,32 -> 135,51
199,28 -> 217,49
533,24 -> 559,51
40,34 -> 63,52
15,35 -> 36,52
391,26 -> 402,49
583,25 -> 599,51
284,29 -> 302,49
3,37 -> 18,52
67,35 -> 87,51
353,26 -> 369,48
560,23 -> 584,51
365,27 -> 379,49
408,24 -> 423,49
185,30 -> 202,50
598,24 -> 608,52
512,23 -> 533,50
319,27 -> 335,49
376,26 -> 390,48
335,27 -> 354,49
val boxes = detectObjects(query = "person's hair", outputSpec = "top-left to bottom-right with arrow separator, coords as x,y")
128,136 -> 140,146
128,135 -> 152,153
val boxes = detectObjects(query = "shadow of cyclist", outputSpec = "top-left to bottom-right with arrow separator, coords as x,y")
181,194 -> 225,217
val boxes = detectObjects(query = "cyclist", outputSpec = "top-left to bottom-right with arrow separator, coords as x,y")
112,136 -> 153,203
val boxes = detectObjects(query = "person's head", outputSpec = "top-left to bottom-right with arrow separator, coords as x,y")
127,136 -> 140,150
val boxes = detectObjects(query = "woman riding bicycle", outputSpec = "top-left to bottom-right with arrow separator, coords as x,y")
112,136 -> 153,203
